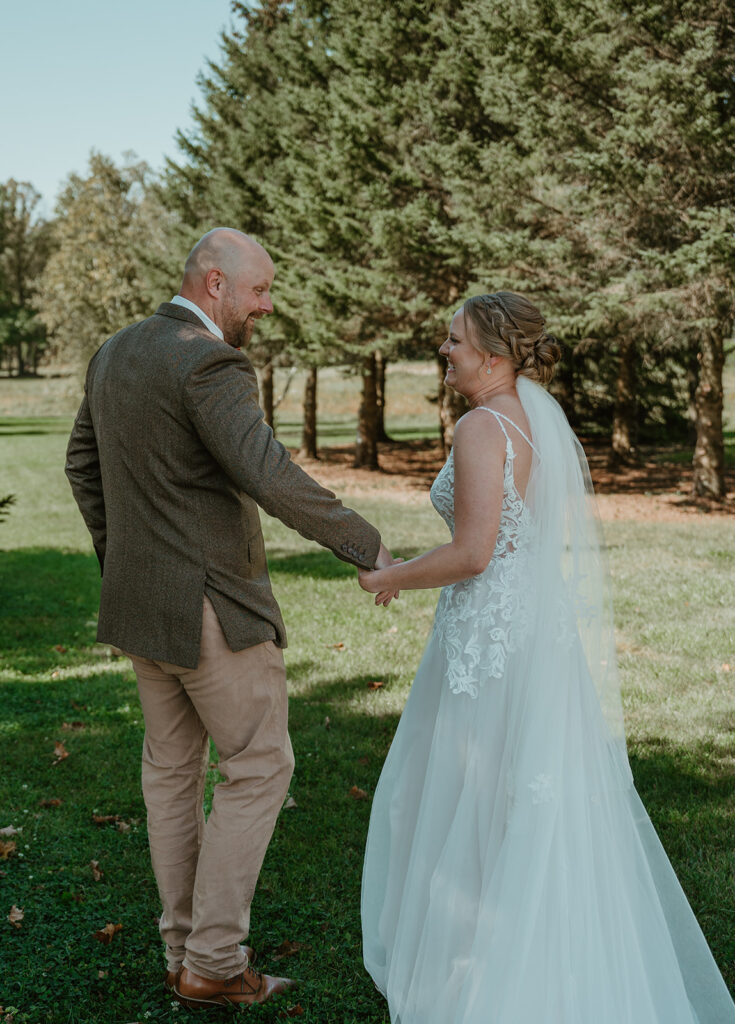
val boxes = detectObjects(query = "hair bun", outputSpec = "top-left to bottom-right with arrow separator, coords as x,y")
526,331 -> 562,385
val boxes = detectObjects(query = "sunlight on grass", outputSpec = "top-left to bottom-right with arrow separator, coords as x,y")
1,370 -> 734,1022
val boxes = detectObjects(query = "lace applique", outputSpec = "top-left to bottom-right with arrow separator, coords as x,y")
430,432 -> 537,698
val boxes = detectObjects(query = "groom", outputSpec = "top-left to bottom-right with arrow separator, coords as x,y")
65,228 -> 393,1010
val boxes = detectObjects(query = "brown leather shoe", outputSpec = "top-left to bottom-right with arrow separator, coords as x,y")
163,945 -> 257,993
174,964 -> 297,1009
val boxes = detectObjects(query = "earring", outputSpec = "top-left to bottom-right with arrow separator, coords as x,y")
485,364 -> 493,376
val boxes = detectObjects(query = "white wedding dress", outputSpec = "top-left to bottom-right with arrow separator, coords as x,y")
362,378 -> 735,1024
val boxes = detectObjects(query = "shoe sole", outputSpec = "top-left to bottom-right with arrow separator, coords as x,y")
173,988 -> 237,1011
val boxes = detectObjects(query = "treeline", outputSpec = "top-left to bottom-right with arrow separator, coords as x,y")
3,0 -> 734,498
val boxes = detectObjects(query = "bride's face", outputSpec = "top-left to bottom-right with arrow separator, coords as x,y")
438,309 -> 486,399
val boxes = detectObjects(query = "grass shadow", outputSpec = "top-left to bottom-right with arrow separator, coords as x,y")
0,548 -> 100,674
0,417 -> 73,437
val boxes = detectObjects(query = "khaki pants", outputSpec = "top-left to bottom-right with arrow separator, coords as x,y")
128,596 -> 294,979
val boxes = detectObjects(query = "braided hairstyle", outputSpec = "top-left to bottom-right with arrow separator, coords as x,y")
462,292 -> 561,385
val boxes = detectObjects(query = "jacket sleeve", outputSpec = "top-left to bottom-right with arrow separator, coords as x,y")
65,391 -> 107,573
184,348 -> 381,570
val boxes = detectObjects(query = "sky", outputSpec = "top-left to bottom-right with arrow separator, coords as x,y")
1,0 -> 236,217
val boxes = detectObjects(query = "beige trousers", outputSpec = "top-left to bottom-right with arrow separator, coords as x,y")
128,596 -> 294,979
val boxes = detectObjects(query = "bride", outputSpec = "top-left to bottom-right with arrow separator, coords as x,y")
358,292 -> 735,1024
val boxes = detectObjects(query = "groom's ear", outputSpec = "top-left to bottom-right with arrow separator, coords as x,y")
205,267 -> 224,298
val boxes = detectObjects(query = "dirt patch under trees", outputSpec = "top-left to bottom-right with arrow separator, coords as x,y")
293,439 -> 735,523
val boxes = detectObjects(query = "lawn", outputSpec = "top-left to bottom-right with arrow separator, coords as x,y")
0,377 -> 734,1022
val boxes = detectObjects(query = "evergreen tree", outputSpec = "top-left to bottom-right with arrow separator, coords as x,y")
37,153 -> 153,369
0,180 -> 51,376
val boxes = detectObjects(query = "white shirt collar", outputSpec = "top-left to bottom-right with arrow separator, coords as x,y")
170,295 -> 224,342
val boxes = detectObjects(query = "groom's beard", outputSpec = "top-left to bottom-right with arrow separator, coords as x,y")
223,312 -> 257,349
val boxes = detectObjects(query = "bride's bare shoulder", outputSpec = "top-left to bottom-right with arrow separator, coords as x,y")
453,407 -> 508,452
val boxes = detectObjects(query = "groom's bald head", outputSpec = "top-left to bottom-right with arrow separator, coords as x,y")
179,228 -> 274,348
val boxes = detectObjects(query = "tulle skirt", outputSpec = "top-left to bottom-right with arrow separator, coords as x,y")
361,628 -> 735,1024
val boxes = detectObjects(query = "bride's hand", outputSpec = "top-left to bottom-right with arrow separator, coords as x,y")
359,559 -> 404,606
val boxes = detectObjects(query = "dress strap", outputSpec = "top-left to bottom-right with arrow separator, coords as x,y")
474,407 -> 540,458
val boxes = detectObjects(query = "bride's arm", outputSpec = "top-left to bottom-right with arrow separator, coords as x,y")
359,412 -> 505,598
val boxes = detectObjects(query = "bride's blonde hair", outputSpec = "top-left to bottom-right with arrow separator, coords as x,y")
463,292 -> 561,385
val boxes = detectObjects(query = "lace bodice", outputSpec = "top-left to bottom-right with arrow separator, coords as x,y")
430,409 -> 538,698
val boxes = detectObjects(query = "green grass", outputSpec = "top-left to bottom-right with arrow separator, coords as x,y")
1,398 -> 734,1022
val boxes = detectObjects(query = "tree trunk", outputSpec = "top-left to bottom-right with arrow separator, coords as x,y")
375,350 -> 392,442
261,360 -> 274,433
692,329 -> 725,500
354,353 -> 380,470
299,366 -> 318,459
437,354 -> 467,455
686,339 -> 699,446
14,341 -> 27,377
609,335 -> 637,467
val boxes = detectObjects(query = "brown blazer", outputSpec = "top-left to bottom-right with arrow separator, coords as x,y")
65,303 -> 381,668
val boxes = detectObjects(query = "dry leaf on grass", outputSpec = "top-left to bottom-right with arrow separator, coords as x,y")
8,905 -> 24,928
283,797 -> 298,810
327,642 -> 345,650
0,842 -> 17,861
52,741 -> 69,765
271,939 -> 308,961
349,786 -> 368,801
0,826 -> 20,838
93,922 -> 122,944
92,814 -> 120,826
39,798 -> 63,808
90,860 -> 103,882
62,721 -> 85,731
367,680 -> 384,690
323,716 -> 331,729
280,1005 -> 305,1018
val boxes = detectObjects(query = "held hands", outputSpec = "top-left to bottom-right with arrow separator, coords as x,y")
359,543 -> 404,607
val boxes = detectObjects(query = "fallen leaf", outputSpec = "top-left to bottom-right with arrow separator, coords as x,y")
90,860 -> 103,882
367,680 -> 384,690
54,645 -> 67,653
387,626 -> 398,634
327,642 -> 345,650
92,814 -> 118,825
0,826 -> 20,838
722,663 -> 731,672
272,939 -> 307,961
8,905 -> 24,928
97,970 -> 108,979
62,721 -> 85,731
115,820 -> 131,833
323,716 -> 331,730
283,796 -> 298,810
280,1005 -> 305,1018
50,670 -> 60,679
39,798 -> 63,808
349,786 -> 368,801
357,756 -> 370,766
0,842 -> 17,861
52,741 -> 69,765
93,922 -> 123,944
71,701 -> 87,711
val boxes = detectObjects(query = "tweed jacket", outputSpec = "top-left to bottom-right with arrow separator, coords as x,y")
65,303 -> 381,668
